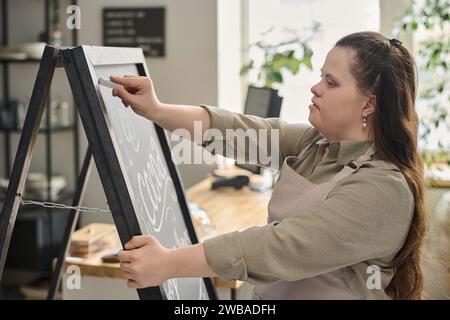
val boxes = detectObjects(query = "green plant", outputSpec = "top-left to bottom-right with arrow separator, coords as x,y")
51,0 -> 61,31
240,23 -> 320,88
394,0 -> 449,161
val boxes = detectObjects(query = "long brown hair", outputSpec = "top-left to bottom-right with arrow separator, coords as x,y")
336,31 -> 428,299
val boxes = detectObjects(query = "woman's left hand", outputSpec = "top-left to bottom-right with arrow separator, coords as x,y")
118,235 -> 172,289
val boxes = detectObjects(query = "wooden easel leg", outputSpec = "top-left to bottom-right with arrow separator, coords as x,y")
0,46 -> 59,280
47,148 -> 93,300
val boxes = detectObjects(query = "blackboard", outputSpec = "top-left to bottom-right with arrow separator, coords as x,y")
61,46 -> 216,300
103,7 -> 165,57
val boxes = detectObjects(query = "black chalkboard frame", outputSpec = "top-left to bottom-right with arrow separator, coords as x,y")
61,45 -> 216,300
0,46 -> 61,282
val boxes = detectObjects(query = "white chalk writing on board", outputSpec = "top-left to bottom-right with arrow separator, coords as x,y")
94,64 -> 208,300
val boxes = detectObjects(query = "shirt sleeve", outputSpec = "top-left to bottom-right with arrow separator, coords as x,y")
202,168 -> 414,285
199,105 -> 315,170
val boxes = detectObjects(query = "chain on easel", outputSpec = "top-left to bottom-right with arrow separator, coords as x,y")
17,193 -> 111,214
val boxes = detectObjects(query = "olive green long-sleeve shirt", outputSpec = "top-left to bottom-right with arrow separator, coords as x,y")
199,105 -> 414,299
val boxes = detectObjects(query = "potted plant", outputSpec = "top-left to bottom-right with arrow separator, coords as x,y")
393,0 -> 450,171
240,22 -> 320,109
37,0 -> 63,45
48,0 -> 63,46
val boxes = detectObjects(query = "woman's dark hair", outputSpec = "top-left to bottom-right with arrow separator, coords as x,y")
335,31 -> 427,300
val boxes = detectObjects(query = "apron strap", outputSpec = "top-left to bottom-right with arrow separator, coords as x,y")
295,139 -> 400,185
330,143 -> 400,183
364,160 -> 401,171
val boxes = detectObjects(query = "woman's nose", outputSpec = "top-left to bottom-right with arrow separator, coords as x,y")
311,82 -> 321,96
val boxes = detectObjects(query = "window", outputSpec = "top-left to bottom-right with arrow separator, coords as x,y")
246,0 -> 380,123
411,0 -> 449,150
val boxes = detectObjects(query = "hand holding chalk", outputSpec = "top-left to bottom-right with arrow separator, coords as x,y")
109,75 -> 161,120
98,77 -> 121,90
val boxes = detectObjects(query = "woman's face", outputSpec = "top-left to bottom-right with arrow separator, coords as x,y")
309,46 -> 373,142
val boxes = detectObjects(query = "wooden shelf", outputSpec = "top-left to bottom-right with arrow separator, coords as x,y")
0,126 -> 75,133
426,179 -> 450,188
0,58 -> 41,63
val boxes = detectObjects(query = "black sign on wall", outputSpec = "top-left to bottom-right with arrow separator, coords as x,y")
103,8 -> 165,57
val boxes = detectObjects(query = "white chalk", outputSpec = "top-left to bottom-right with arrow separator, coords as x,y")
98,77 -> 121,90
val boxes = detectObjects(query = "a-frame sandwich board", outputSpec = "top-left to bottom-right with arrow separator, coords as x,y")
0,45 -> 217,300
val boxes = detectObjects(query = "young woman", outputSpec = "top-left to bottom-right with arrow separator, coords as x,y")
112,31 -> 427,300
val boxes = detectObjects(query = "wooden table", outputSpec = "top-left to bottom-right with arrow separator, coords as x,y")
425,163 -> 450,188
63,165 -> 272,299
186,166 -> 271,241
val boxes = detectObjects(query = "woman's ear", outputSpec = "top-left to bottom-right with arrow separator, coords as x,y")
363,94 -> 376,116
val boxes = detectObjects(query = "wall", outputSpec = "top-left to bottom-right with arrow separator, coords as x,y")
217,0 -> 241,113
380,0 -> 413,50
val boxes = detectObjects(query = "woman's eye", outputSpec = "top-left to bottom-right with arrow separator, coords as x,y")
319,74 -> 335,87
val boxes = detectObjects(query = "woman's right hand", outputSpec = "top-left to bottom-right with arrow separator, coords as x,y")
110,75 -> 211,139
110,75 -> 161,120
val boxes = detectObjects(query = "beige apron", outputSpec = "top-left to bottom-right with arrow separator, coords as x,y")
253,137 -> 400,300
